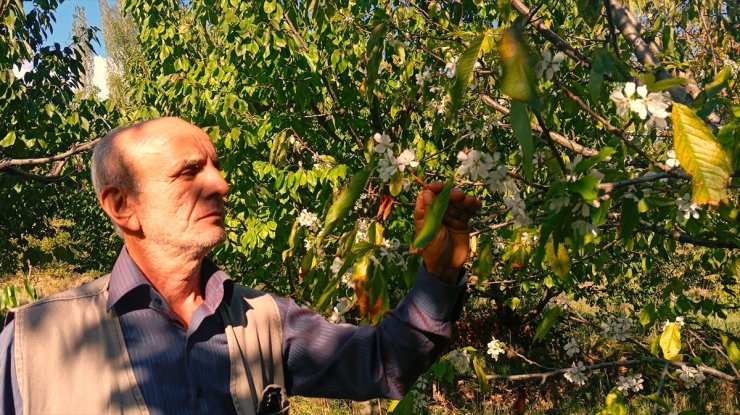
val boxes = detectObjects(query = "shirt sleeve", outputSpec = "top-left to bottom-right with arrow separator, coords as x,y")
275,263 -> 467,400
0,320 -> 22,415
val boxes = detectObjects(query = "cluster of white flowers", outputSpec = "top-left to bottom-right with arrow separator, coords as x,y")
538,50 -> 566,81
415,67 -> 432,87
553,295 -> 571,310
445,349 -> 471,375
370,239 -> 407,271
463,115 -> 495,141
571,220 -> 599,237
457,150 -> 530,227
677,365 -> 706,388
564,338 -> 579,358
609,82 -> 672,130
330,257 -> 354,288
297,209 -> 320,232
564,361 -> 588,386
666,149 -> 680,168
662,316 -> 686,330
617,373 -> 644,396
676,193 -> 701,221
354,218 -> 370,243
374,132 -> 419,183
487,337 -> 506,361
353,193 -> 369,213
329,297 -> 351,324
519,231 -> 538,247
601,315 -> 634,341
445,55 -> 459,78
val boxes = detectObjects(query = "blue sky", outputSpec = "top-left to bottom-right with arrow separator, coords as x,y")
37,0 -> 107,57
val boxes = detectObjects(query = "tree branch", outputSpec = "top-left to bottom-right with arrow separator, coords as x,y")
0,167 -> 73,183
478,93 -> 600,157
510,0 -> 592,67
0,137 -> 100,169
484,357 -> 737,383
559,84 -> 670,171
638,219 -> 739,250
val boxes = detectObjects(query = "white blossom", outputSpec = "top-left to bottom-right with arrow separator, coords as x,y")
330,257 -> 343,275
329,297 -> 351,323
373,132 -> 391,154
676,193 -> 701,221
549,194 -> 570,211
378,151 -> 399,182
298,209 -> 320,232
505,194 -> 531,228
396,149 -> 419,171
601,315 -> 634,341
677,365 -> 706,388
609,82 -> 637,118
487,337 -> 506,361
457,150 -> 494,181
445,55 -> 459,78
415,67 -> 432,87
617,373 -> 644,396
446,349 -> 471,374
564,361 -> 588,386
666,149 -> 680,168
538,49 -> 566,81
571,220 -> 599,237
564,338 -> 579,358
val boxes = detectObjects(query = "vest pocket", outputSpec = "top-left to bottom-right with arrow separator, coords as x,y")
256,384 -> 289,415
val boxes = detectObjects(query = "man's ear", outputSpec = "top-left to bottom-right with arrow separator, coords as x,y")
99,185 -> 141,233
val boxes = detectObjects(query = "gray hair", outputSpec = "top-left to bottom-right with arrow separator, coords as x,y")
90,125 -> 139,236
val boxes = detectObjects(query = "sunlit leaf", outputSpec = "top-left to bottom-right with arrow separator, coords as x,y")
413,179 -> 453,249
473,355 -> 490,393
319,167 -> 373,244
672,103 -> 732,205
499,25 -> 533,102
449,32 -> 485,111
659,322 -> 682,360
533,306 -> 562,343
546,240 -> 570,280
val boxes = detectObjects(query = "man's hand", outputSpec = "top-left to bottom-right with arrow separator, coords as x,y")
414,182 -> 482,284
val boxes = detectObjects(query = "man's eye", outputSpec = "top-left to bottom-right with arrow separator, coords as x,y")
182,168 -> 198,176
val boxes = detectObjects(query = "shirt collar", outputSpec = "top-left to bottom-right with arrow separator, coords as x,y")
106,246 -> 232,311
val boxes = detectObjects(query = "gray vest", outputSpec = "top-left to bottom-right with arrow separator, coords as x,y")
9,275 -> 288,414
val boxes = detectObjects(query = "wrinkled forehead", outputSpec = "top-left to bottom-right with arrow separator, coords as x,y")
113,119 -> 218,173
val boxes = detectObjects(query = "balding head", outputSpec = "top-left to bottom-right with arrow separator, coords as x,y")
91,117 -> 205,236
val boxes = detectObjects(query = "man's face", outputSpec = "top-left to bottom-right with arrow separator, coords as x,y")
125,119 -> 229,258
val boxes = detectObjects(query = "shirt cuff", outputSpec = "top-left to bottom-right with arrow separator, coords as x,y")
408,263 -> 468,322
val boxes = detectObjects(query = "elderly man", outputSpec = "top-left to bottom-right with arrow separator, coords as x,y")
0,117 -> 481,414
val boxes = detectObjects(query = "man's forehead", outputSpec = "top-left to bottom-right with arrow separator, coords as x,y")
115,118 -> 216,157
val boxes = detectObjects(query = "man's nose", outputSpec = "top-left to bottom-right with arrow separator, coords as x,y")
204,163 -> 230,197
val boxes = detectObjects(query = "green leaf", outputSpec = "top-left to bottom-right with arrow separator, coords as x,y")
510,101 -> 533,179
0,131 -> 16,147
449,33 -> 485,112
499,25 -> 533,102
672,103 -> 732,205
546,240 -> 570,280
570,175 -> 600,201
704,65 -> 731,98
588,68 -> 604,101
472,355 -> 490,393
620,198 -> 639,241
319,168 -> 372,244
644,394 -> 671,411
717,122 -> 739,171
413,179 -> 453,249
533,306 -> 562,343
660,322 -> 682,360
577,0 -> 602,27
365,21 -> 388,100
651,76 -> 688,92
639,303 -> 657,327
720,334 -> 740,365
